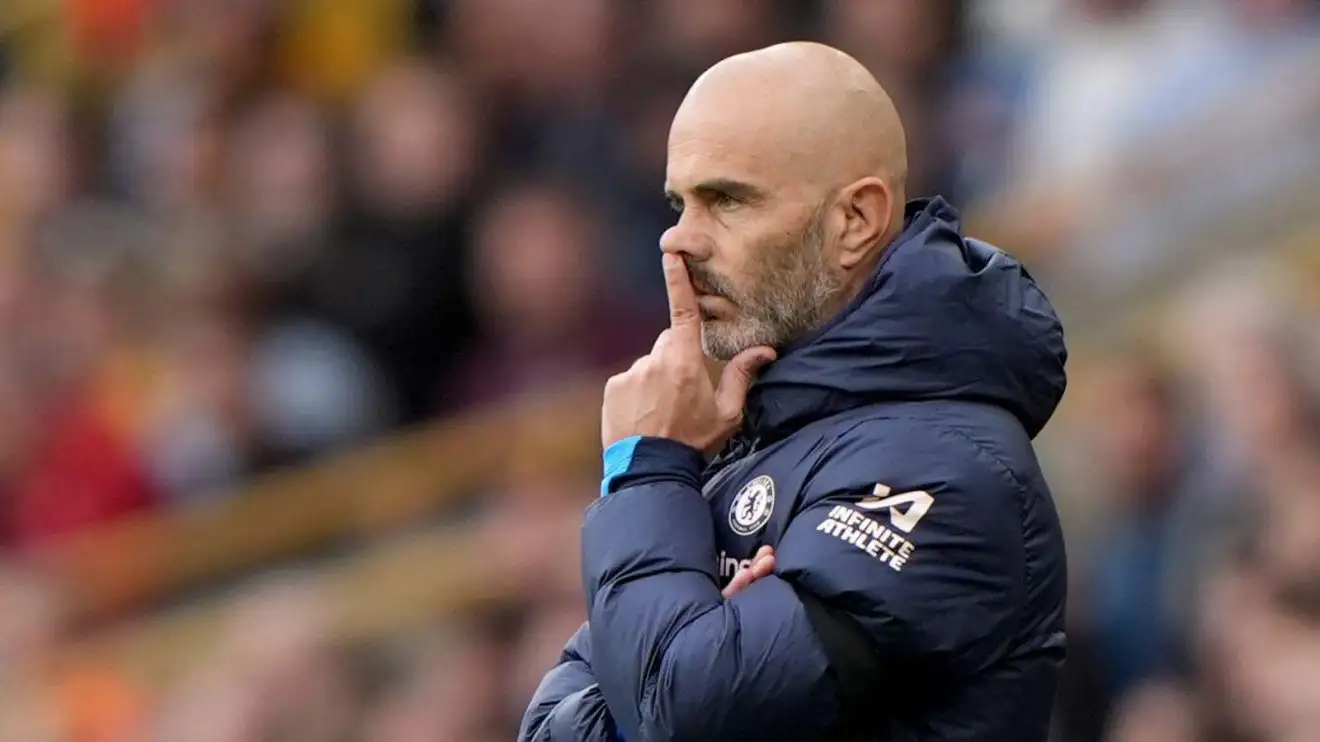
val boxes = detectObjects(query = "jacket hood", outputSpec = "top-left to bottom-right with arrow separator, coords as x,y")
743,197 -> 1067,442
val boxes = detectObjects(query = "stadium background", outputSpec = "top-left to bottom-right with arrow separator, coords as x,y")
1,0 -> 1318,740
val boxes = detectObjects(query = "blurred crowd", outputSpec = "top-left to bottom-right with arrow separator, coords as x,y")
1052,262 -> 1320,742
0,0 -> 1318,740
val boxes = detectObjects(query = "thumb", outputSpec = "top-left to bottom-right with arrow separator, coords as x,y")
715,346 -> 776,420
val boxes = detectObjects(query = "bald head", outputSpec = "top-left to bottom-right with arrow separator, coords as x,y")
660,42 -> 909,360
678,42 -> 907,197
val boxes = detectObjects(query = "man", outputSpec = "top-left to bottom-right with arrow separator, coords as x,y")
520,42 -> 1067,742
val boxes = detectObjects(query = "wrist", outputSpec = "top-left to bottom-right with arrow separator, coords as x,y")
600,436 -> 705,497
602,436 -> 643,497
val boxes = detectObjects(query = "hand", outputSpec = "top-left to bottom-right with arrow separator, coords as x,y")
602,254 -> 776,455
722,545 -> 776,599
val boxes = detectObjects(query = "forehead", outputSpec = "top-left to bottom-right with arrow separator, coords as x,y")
665,97 -> 792,192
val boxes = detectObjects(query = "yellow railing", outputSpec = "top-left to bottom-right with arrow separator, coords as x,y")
71,521 -> 521,687
43,383 -> 604,622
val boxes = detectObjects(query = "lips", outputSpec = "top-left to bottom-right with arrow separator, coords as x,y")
686,263 -> 734,305
691,282 -> 725,300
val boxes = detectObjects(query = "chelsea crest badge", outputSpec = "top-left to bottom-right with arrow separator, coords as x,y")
729,475 -> 775,536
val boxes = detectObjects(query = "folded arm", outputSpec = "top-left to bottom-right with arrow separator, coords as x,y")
519,623 -> 623,742
583,433 -> 1028,742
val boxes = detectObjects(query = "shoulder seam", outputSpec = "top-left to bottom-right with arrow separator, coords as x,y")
939,423 -> 1033,611
939,424 -> 1029,494
795,417 -> 881,512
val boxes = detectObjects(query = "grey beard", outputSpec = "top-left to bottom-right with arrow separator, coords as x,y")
697,213 -> 848,360
700,268 -> 845,360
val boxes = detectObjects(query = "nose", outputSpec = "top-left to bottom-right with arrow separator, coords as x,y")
659,222 -> 714,262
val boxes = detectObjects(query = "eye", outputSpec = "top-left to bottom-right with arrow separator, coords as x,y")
710,191 -> 741,210
667,196 -> 684,214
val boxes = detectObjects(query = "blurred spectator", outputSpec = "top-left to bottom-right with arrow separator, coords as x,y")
821,0 -> 968,196
3,384 -> 159,551
448,0 -> 629,212
605,65 -> 695,302
642,0 -> 777,68
1120,0 -> 1320,142
153,0 -> 279,108
1,209 -> 162,550
142,305 -> 256,504
221,90 -> 397,467
1007,0 -> 1221,188
1104,679 -> 1202,742
476,477 -> 592,606
0,566 -> 70,742
506,600 -> 588,719
1056,354 -> 1193,740
152,572 -> 363,742
107,65 -> 224,216
335,58 -> 480,423
248,318 -> 394,463
1198,456 -> 1320,740
441,179 -> 656,410
362,625 -> 510,742
986,0 -> 1320,286
445,0 -> 620,100
222,91 -> 337,309
0,85 -> 76,226
0,564 -> 149,742
0,564 -> 67,688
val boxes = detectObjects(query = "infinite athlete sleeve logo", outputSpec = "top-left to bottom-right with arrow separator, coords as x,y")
855,484 -> 933,533
814,484 -> 927,572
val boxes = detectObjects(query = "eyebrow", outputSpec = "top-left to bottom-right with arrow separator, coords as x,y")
664,177 -> 770,204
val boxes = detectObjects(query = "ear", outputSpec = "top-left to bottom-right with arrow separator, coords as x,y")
834,177 -> 894,270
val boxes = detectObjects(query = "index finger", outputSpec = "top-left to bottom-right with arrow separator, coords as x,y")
662,253 -> 702,338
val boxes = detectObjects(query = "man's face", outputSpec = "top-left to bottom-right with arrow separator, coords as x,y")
662,122 -> 847,360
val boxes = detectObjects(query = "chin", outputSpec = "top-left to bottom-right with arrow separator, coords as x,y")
701,320 -> 771,362
699,322 -> 738,361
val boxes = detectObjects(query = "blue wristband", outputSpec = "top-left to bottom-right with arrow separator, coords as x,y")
601,436 -> 642,497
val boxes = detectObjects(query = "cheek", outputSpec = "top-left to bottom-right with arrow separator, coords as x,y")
741,227 -> 801,284
723,223 -> 782,273
709,212 -> 804,302
686,232 -> 738,290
